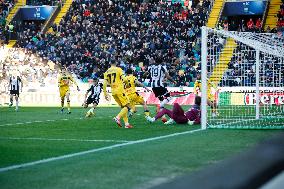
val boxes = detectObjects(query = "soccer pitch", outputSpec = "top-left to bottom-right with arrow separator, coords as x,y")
0,106 -> 282,189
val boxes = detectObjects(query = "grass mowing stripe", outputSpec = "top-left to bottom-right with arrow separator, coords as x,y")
0,128 -> 203,173
0,116 -> 117,127
0,118 -> 85,127
0,137 -> 130,143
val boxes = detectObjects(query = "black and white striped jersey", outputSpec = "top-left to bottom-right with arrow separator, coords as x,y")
87,83 -> 103,99
9,76 -> 22,91
147,65 -> 167,87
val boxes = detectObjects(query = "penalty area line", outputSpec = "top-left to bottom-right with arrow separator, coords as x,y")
0,128 -> 203,173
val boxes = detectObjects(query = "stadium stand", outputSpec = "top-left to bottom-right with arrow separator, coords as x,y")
0,0 -> 15,42
15,0 -> 212,86
0,47 -> 58,88
26,0 -> 60,6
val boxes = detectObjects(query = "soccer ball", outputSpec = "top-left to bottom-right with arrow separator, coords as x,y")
161,116 -> 167,123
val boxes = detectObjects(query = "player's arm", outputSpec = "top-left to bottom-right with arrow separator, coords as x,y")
8,77 -> 11,91
165,71 -> 176,85
143,65 -> 151,78
19,77 -> 23,92
103,74 -> 110,101
209,80 -> 218,90
84,87 -> 91,102
58,76 -> 63,87
135,79 -> 151,92
143,71 -> 149,78
193,81 -> 200,95
69,76 -> 80,91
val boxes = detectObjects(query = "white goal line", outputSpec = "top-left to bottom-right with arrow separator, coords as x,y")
0,128 -> 203,173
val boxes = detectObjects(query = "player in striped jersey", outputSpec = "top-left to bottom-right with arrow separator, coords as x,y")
125,69 -> 151,117
8,75 -> 23,111
83,77 -> 103,118
144,57 -> 176,111
58,69 -> 80,114
103,60 -> 133,129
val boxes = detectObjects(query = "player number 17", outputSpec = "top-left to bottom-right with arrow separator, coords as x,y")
107,73 -> 116,84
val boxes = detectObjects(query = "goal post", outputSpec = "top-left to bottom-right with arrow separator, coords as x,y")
201,26 -> 284,129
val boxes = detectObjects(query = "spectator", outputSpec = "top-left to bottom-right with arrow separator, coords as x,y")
16,0 -> 211,85
247,18 -> 254,31
255,18 -> 262,31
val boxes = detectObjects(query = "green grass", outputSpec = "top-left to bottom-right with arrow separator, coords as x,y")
0,106 -> 282,189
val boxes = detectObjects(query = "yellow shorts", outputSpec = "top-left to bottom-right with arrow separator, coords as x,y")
59,87 -> 70,98
127,92 -> 144,106
112,93 -> 129,107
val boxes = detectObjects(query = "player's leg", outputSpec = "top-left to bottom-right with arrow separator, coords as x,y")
127,93 -> 136,117
66,89 -> 71,114
9,94 -> 13,107
146,107 -> 173,123
136,93 -> 150,117
159,87 -> 172,111
59,88 -> 65,113
86,103 -> 97,118
207,97 -> 217,117
112,94 -> 127,127
116,94 -> 133,128
171,103 -> 188,124
15,94 -> 19,111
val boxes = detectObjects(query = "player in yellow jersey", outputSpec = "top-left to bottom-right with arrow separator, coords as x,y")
103,60 -> 133,129
193,73 -> 218,117
125,69 -> 151,117
58,69 -> 80,114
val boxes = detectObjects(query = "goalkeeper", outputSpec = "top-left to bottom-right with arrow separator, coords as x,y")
194,73 -> 218,117
146,96 -> 201,125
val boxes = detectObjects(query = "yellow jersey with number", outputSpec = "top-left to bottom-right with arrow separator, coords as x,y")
125,75 -> 137,94
104,66 -> 126,95
58,74 -> 77,89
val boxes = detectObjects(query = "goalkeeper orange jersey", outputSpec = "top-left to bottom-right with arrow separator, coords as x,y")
103,66 -> 126,95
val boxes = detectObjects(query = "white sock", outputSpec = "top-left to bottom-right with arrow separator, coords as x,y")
160,97 -> 172,109
16,101 -> 19,110
88,108 -> 94,114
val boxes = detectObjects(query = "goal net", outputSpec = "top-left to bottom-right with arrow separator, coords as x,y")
201,27 -> 284,129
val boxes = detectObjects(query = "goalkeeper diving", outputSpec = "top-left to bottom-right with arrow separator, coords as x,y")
146,96 -> 201,125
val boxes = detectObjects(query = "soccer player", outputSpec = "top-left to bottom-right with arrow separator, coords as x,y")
194,73 -> 218,117
125,68 -> 151,117
146,96 -> 201,125
83,77 -> 103,118
103,60 -> 133,129
143,56 -> 176,112
58,69 -> 80,114
8,74 -> 23,111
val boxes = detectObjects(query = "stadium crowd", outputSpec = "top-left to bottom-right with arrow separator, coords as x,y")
0,0 -> 15,42
16,0 -> 212,87
277,1 -> 284,31
1,0 -> 283,88
26,0 -> 62,6
0,47 -> 59,92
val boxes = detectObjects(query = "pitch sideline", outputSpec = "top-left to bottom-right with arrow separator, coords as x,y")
0,128 -> 203,173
